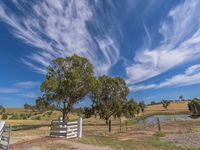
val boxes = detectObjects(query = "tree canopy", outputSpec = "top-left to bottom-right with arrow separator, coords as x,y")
40,54 -> 95,121
90,75 -> 129,124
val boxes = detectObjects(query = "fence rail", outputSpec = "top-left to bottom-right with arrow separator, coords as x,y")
50,118 -> 82,139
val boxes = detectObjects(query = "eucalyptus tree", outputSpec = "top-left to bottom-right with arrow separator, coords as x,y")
161,100 -> 170,110
90,75 -> 129,124
40,55 -> 95,121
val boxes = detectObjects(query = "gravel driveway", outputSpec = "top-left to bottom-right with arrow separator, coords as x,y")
161,132 -> 200,147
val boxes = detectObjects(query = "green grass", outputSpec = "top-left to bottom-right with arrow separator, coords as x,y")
75,135 -> 178,150
76,135 -> 199,150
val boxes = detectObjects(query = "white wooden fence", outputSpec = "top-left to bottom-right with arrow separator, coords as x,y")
50,118 -> 82,139
0,122 -> 11,150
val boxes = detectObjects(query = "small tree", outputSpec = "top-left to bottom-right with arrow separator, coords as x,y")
1,113 -> 8,120
91,75 -> 129,124
188,98 -> 200,115
83,107 -> 94,118
179,95 -> 184,101
0,105 -> 5,115
41,55 -> 95,121
150,101 -> 156,105
139,101 -> 145,113
161,100 -> 170,110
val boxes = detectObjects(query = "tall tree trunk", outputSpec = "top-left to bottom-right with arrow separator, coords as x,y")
63,101 -> 66,122
106,119 -> 109,125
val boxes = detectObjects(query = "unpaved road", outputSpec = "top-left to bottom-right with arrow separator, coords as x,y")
161,132 -> 200,147
10,136 -> 114,150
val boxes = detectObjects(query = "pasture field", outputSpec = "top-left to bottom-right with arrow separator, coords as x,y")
146,101 -> 189,111
4,101 -> 200,150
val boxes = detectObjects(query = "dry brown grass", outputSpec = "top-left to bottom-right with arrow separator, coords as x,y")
5,107 -> 27,113
146,101 -> 189,111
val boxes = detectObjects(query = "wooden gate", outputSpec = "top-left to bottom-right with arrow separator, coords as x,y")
50,118 -> 82,139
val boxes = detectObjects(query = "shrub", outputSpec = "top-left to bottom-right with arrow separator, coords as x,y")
9,113 -> 20,120
0,106 -> 5,115
20,114 -> 28,120
1,113 -> 8,120
188,99 -> 200,115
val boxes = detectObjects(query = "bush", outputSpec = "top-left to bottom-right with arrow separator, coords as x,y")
0,106 -> 5,115
1,113 -> 8,120
20,114 -> 28,120
9,113 -> 20,120
188,99 -> 200,115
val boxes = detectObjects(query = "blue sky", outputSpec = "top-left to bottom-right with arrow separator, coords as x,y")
1,0 -> 200,107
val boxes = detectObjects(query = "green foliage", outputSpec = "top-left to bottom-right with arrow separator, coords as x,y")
161,100 -> 170,109
150,101 -> 156,105
24,103 -> 32,110
83,107 -> 94,118
40,55 -> 95,121
188,98 -> 200,115
154,132 -> 166,137
20,113 -> 28,120
0,105 -> 5,115
91,75 -> 129,123
123,99 -> 140,118
138,101 -> 145,112
9,113 -> 20,120
179,95 -> 184,101
1,113 -> 8,120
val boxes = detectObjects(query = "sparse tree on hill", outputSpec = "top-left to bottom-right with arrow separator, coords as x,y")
161,100 -> 170,110
40,55 -> 95,121
150,101 -> 156,105
179,95 -> 184,101
91,75 -> 129,124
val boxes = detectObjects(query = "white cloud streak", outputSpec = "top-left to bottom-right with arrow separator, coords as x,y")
0,0 -> 120,75
18,93 -> 38,98
15,81 -> 40,89
0,88 -> 19,93
126,0 -> 200,85
130,64 -> 200,92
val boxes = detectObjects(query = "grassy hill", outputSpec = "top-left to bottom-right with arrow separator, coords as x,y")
146,101 -> 189,111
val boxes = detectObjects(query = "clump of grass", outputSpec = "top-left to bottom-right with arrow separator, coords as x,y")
154,132 -> 166,137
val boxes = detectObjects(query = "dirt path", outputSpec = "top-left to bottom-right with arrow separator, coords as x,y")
10,136 -> 114,150
161,132 -> 200,147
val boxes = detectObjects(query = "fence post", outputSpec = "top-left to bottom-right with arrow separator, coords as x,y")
119,119 -> 122,133
157,117 -> 161,131
78,118 -> 82,138
125,121 -> 128,131
109,120 -> 112,132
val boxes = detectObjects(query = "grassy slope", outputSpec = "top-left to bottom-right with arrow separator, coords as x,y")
146,101 -> 189,111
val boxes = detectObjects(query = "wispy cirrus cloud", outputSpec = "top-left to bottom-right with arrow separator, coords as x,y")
15,81 -> 40,89
130,64 -> 200,92
126,0 -> 200,85
18,93 -> 38,98
0,0 -> 120,75
0,88 -> 19,93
